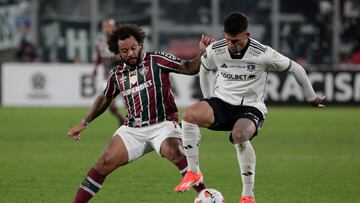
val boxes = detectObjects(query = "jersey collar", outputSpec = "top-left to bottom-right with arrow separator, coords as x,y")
229,39 -> 250,59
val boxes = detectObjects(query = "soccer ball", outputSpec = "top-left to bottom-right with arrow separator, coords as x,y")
194,188 -> 225,203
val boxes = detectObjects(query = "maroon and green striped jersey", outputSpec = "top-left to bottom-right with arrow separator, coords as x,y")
104,51 -> 184,127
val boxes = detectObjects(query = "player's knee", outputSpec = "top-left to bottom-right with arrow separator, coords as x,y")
182,108 -> 199,123
95,150 -> 125,174
165,147 -> 184,164
94,158 -> 109,175
170,153 -> 184,165
232,129 -> 252,144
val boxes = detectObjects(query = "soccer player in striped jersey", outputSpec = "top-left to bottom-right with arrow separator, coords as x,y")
67,24 -> 215,203
175,12 -> 325,203
93,18 -> 126,126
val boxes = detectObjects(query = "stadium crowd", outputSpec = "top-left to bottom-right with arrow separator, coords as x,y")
0,0 -> 359,66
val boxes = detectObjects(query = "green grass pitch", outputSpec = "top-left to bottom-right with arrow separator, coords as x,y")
0,106 -> 359,203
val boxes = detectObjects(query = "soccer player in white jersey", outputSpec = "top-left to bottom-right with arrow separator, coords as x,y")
175,12 -> 325,203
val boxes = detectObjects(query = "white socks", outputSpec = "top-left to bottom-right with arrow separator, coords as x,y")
235,141 -> 256,197
181,120 -> 201,173
182,119 -> 256,197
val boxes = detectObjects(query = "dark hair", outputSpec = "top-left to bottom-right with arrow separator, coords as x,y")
107,24 -> 146,54
223,12 -> 249,35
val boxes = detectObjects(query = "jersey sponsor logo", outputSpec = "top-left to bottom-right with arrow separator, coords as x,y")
122,80 -> 153,96
220,64 -> 247,69
153,51 -> 181,62
220,63 -> 228,68
248,74 -> 256,80
220,72 -> 257,81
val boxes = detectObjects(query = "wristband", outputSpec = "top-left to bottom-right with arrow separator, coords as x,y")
82,118 -> 89,127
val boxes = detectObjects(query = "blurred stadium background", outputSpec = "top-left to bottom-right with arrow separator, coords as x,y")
2,0 -> 360,64
1,0 -> 360,107
0,0 -> 359,203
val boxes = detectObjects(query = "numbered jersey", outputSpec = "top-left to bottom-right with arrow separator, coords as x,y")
104,51 -> 183,127
201,38 -> 291,115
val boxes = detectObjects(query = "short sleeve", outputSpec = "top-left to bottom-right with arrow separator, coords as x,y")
103,71 -> 120,98
151,51 -> 183,73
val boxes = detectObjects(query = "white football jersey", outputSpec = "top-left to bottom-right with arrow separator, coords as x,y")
201,38 -> 291,115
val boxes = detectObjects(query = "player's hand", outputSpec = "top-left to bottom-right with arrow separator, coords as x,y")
67,122 -> 86,141
199,35 -> 216,53
310,95 -> 325,108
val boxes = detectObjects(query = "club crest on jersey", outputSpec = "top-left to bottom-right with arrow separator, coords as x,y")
247,64 -> 256,72
139,67 -> 148,76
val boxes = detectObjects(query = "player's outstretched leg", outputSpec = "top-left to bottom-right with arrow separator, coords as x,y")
73,135 -> 128,203
160,136 -> 206,193
175,170 -> 204,192
175,120 -> 202,192
232,117 -> 257,202
176,156 -> 206,193
239,195 -> 256,203
235,141 -> 256,203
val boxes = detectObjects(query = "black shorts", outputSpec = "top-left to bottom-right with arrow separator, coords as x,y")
201,97 -> 265,141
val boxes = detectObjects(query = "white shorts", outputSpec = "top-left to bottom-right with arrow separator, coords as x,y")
113,121 -> 181,162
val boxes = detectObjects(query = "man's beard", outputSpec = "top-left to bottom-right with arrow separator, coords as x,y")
122,49 -> 142,70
